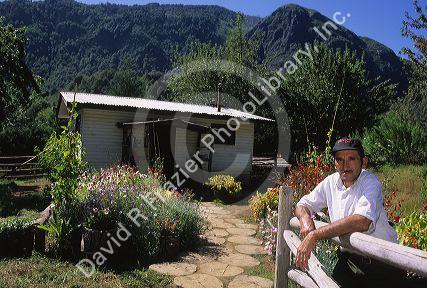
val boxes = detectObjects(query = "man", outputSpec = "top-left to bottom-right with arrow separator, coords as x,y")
295,138 -> 404,287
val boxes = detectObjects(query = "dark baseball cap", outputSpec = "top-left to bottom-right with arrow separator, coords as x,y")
332,138 -> 365,157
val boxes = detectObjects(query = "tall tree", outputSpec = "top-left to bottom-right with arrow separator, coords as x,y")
168,14 -> 263,106
278,43 -> 397,152
398,0 -> 427,132
0,17 -> 39,108
0,18 -> 52,155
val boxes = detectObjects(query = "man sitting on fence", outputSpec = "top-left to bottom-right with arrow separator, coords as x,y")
294,138 -> 405,287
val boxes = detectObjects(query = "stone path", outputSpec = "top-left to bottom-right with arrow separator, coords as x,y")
149,202 -> 273,288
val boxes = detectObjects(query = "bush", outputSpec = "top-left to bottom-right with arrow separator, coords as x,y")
205,175 -> 242,199
0,215 -> 35,257
396,208 -> 427,250
363,111 -> 427,166
249,187 -> 279,221
76,164 -> 205,262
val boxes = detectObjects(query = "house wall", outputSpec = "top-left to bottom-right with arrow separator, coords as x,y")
80,108 -> 146,169
174,117 -> 254,180
80,108 -> 254,180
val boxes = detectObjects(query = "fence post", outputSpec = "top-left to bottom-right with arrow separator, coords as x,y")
274,186 -> 293,288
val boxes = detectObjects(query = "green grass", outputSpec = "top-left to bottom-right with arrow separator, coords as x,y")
244,254 -> 275,281
0,254 -> 172,288
374,165 -> 427,216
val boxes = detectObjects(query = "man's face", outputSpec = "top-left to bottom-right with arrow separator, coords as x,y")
334,150 -> 367,187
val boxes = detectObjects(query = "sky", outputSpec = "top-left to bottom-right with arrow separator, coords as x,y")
79,0 -> 423,55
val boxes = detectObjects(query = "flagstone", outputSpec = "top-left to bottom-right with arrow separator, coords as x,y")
223,218 -> 245,225
234,245 -> 267,255
205,228 -> 229,237
227,235 -> 262,245
174,273 -> 223,288
149,262 -> 196,276
228,275 -> 273,288
226,227 -> 256,236
198,261 -> 244,277
236,223 -> 258,230
217,253 -> 260,267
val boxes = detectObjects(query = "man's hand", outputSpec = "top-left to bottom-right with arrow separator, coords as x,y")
299,215 -> 315,239
295,205 -> 315,239
296,231 -> 318,271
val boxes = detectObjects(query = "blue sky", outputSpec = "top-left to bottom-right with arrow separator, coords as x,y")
79,0 -> 421,55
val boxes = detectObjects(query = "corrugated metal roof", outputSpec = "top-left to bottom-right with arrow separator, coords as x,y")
60,92 -> 274,122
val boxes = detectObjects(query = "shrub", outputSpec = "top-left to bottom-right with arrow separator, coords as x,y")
249,187 -> 279,221
396,208 -> 427,250
37,102 -> 85,204
78,164 -> 158,230
205,175 -> 242,199
156,195 -> 206,249
363,111 -> 427,166
0,215 -> 35,257
77,164 -> 205,261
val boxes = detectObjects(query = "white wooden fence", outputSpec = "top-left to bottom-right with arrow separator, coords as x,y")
274,186 -> 427,288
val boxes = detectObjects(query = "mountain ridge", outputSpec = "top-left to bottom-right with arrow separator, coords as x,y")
0,0 -> 406,92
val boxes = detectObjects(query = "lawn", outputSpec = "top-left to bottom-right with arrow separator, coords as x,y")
0,254 -> 172,288
374,165 -> 427,216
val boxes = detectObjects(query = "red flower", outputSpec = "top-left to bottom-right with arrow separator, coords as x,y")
393,216 -> 400,223
423,203 -> 427,210
392,191 -> 396,197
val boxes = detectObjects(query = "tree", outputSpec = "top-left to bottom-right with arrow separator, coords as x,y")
278,43 -> 397,152
0,17 -> 39,117
0,18 -> 52,155
168,14 -> 264,106
397,0 -> 427,132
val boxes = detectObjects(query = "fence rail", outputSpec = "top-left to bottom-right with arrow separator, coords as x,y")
274,186 -> 427,288
0,155 -> 46,179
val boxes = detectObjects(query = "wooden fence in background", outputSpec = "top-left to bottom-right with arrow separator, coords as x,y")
0,156 -> 46,179
274,186 -> 427,288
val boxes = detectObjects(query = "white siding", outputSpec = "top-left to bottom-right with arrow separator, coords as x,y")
173,117 -> 254,179
80,108 -> 146,169
80,109 -> 254,179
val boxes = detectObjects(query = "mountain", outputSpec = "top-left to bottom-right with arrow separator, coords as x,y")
0,1 -> 406,92
0,0 -> 261,91
246,4 -> 406,89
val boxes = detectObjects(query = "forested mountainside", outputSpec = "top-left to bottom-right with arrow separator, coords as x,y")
247,4 -> 406,89
0,0 -> 261,91
0,1 -> 405,92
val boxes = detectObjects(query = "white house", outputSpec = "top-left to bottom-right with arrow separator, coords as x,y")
57,92 -> 273,183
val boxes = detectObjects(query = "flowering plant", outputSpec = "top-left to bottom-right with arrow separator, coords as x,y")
396,208 -> 427,250
205,175 -> 242,197
249,187 -> 279,221
79,164 -> 156,230
157,217 -> 179,237
280,153 -> 334,206
384,190 -> 404,224
259,206 -> 278,256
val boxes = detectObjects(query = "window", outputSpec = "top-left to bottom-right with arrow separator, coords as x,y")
211,124 -> 236,145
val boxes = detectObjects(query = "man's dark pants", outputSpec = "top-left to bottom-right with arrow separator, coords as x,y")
332,250 -> 407,288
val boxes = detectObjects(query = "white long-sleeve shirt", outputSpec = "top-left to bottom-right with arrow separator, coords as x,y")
296,169 -> 398,243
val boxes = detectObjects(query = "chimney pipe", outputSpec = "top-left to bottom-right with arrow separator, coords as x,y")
217,82 -> 222,112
